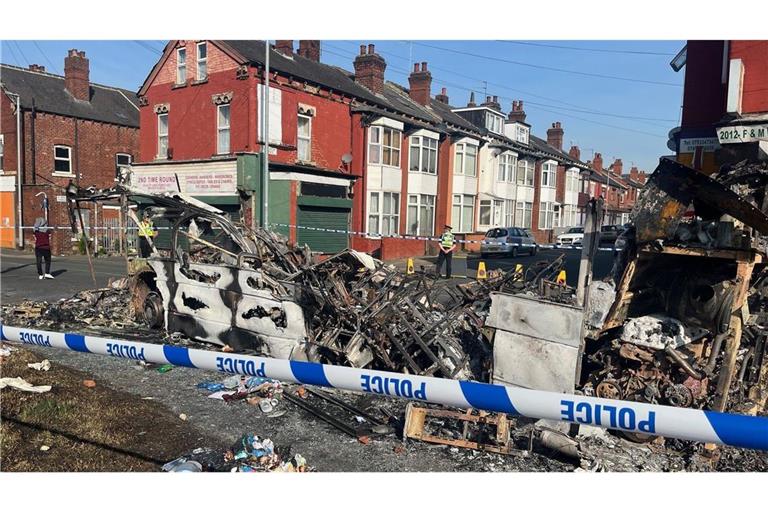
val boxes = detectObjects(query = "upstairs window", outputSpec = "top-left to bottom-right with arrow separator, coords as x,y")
498,153 -> 517,182
115,153 -> 132,178
297,114 -> 312,162
542,161 -> 557,188
217,105 -> 230,155
54,145 -> 72,174
486,112 -> 503,134
196,42 -> 207,81
454,143 -> 477,176
516,158 -> 534,186
516,125 -> 529,144
566,169 -> 580,192
409,136 -> 438,174
368,126 -> 401,167
157,113 -> 169,158
176,48 -> 187,84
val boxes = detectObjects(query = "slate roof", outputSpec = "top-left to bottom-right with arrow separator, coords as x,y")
0,64 -> 139,127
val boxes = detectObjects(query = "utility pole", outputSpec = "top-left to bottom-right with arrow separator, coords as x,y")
9,92 -> 23,248
261,40 -> 270,229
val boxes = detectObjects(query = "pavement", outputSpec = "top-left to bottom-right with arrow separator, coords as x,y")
1,250 -> 129,303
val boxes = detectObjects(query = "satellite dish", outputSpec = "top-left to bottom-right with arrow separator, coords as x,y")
341,153 -> 353,164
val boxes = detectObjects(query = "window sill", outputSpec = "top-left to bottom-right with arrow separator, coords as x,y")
52,172 -> 75,178
409,170 -> 437,175
172,82 -> 188,89
154,156 -> 169,161
191,78 -> 208,86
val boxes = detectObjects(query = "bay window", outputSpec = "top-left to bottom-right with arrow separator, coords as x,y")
539,201 -> 555,229
516,159 -> 534,186
368,126 -> 401,167
542,161 -> 556,188
407,194 -> 435,236
504,199 -> 515,227
409,136 -> 438,173
368,191 -> 399,236
454,143 -> 477,176
498,153 -> 517,182
452,194 -> 475,233
515,201 -> 533,229
566,168 -> 580,192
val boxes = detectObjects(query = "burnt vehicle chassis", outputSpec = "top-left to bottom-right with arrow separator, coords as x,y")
581,158 -> 768,420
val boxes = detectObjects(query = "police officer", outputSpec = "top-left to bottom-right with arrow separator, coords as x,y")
435,224 -> 456,278
138,211 -> 157,258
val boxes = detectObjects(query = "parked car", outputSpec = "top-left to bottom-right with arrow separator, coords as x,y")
599,225 -> 622,244
481,227 -> 537,258
556,226 -> 584,247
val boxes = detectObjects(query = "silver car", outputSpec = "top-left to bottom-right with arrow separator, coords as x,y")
481,227 -> 538,258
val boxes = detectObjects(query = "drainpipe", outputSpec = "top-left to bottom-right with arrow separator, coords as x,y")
8,92 -> 23,248
31,98 -> 36,184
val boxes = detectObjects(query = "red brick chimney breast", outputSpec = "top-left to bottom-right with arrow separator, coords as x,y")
353,44 -> 387,95
64,49 -> 90,102
408,61 -> 432,106
297,40 -> 320,62
547,121 -> 564,151
275,40 -> 293,56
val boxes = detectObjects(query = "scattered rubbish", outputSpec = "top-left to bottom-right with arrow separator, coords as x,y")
82,380 -> 96,388
196,381 -> 225,392
357,436 -> 371,445
179,413 -> 188,421
0,345 -> 15,357
258,399 -> 274,413
222,345 -> 235,353
168,460 -> 203,472
224,433 -> 312,472
0,377 -> 51,393
40,445 -> 51,452
156,364 -> 174,374
27,359 -> 51,371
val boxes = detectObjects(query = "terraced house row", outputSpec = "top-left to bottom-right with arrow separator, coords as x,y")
1,40 -> 647,256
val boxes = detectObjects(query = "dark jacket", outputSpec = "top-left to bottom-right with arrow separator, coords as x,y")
34,231 -> 51,250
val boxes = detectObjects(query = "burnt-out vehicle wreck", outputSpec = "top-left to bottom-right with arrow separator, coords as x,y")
65,182 -> 509,380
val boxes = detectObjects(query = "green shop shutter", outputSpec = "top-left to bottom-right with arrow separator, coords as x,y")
297,205 -> 349,253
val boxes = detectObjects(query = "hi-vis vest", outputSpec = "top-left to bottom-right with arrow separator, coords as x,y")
440,232 -> 455,249
139,220 -> 155,238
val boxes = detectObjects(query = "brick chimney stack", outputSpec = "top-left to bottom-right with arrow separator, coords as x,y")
408,62 -> 432,106
547,122 -> 564,151
629,166 -> 647,183
275,40 -> 293,56
507,100 -> 527,123
569,145 -> 581,161
29,64 -> 46,72
592,152 -> 603,172
297,40 -> 320,62
467,91 -> 476,107
435,87 -> 449,104
64,49 -> 90,102
353,44 -> 386,95
611,158 -> 623,176
481,95 -> 501,111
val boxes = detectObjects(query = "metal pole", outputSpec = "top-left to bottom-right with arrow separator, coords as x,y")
576,197 -> 603,307
74,202 -> 97,286
11,93 -> 23,248
262,40 -> 270,229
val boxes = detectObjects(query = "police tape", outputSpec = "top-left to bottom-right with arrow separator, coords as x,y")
269,222 -> 619,252
2,323 -> 766,451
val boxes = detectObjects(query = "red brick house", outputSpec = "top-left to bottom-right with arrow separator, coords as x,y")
0,50 -> 140,253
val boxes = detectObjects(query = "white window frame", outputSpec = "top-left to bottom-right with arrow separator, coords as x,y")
566,168 -> 580,193
454,143 -> 477,177
115,153 -> 132,178
368,191 -> 400,237
486,112 -> 503,134
516,201 -> 533,229
542,161 -> 557,188
368,126 -> 401,167
53,145 -> 73,176
176,48 -> 187,84
479,199 -> 492,227
217,104 -> 231,155
504,199 -> 515,227
452,194 -> 475,233
498,153 -> 517,182
157,113 -> 169,159
297,113 -> 312,162
196,42 -> 207,81
406,194 -> 436,236
516,158 -> 534,186
539,201 -> 555,230
408,136 -> 438,174
516,125 -> 529,144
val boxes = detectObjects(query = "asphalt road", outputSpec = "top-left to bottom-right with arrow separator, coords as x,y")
426,246 -> 617,287
1,251 -> 129,303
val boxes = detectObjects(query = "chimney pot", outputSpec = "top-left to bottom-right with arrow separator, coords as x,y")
413,62 -> 420,72
29,64 -> 46,72
441,87 -> 447,95
421,61 -> 427,71
493,95 -> 498,103
360,44 -> 366,55
64,48 -> 90,102
368,44 -> 375,54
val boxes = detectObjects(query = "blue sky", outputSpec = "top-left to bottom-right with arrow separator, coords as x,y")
1,40 -> 685,171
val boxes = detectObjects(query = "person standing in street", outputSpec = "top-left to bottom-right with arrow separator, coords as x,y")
34,217 -> 54,280
138,211 -> 157,258
435,224 -> 456,278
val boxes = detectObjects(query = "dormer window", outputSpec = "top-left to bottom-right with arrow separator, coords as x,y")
486,112 -> 503,134
515,125 -> 529,144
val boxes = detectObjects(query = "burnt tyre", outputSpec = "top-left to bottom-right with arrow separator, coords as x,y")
143,291 -> 164,329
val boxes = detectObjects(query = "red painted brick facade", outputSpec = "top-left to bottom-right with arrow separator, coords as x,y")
730,40 -> 768,114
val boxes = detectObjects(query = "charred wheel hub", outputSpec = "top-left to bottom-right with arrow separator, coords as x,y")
143,292 -> 164,329
595,380 -> 622,400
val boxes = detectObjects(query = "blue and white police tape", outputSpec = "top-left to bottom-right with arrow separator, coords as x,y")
2,324 -> 765,451
269,222 -> 619,252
